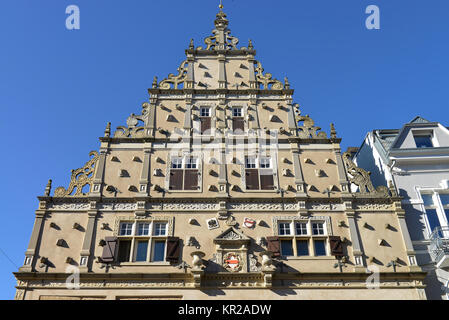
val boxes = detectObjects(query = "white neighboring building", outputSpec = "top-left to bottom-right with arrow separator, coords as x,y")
353,116 -> 449,300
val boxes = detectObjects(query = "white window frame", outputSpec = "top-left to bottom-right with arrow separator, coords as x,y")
232,107 -> 243,117
200,107 -> 210,117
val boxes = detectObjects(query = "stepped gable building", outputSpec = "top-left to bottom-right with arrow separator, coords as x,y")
352,116 -> 449,300
15,7 -> 427,300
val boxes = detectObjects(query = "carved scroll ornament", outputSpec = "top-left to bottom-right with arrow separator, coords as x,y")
54,151 -> 99,197
294,105 -> 327,139
158,60 -> 188,90
254,61 -> 284,90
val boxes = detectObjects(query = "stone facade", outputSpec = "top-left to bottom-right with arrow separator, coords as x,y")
14,8 -> 427,300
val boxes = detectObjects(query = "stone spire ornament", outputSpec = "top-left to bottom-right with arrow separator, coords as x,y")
44,179 -> 52,196
248,39 -> 254,50
104,122 -> 111,138
330,123 -> 337,139
189,38 -> 194,50
152,76 -> 158,89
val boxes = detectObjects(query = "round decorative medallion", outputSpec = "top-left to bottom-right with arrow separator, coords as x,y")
224,252 -> 241,272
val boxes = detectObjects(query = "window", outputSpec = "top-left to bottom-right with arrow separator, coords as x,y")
154,222 -> 167,236
413,132 -> 434,148
245,157 -> 256,169
279,222 -> 291,235
280,240 -> 293,256
116,221 -> 170,263
169,156 -> 199,191
120,223 -> 133,236
260,157 -> 271,169
171,158 -> 182,169
244,156 -> 275,190
232,108 -> 242,117
277,219 -> 329,257
312,222 -> 324,235
200,107 -> 210,117
421,192 -> 449,237
296,240 -> 309,256
295,222 -> 308,235
199,107 -> 211,134
137,223 -> 150,236
314,240 -> 327,256
185,157 -> 197,169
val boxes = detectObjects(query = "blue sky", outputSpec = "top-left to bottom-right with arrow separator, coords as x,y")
0,0 -> 448,299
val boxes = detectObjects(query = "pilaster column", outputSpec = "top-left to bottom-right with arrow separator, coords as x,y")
395,203 -> 419,269
334,147 -> 350,193
79,201 -> 98,272
345,202 -> 365,271
291,148 -> 306,197
138,146 -> 151,196
20,205 -> 46,272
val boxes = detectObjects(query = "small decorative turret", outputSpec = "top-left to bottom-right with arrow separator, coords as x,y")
248,39 -> 254,50
284,77 -> 290,89
152,76 -> 158,89
104,122 -> 111,137
330,123 -> 337,139
44,179 -> 52,196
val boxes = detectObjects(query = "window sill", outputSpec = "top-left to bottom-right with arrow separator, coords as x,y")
285,256 -> 335,261
119,261 -> 171,266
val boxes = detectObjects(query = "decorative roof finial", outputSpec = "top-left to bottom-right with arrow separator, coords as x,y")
189,38 -> 194,50
219,0 -> 224,11
330,123 -> 337,139
284,77 -> 290,89
104,122 -> 111,137
44,179 -> 52,196
152,76 -> 158,89
248,39 -> 254,50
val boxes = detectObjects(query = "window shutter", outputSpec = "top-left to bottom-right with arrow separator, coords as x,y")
245,169 -> 259,190
165,237 -> 181,263
260,174 -> 274,190
266,236 -> 281,257
184,170 -> 199,190
101,237 -> 117,263
201,117 -> 211,134
329,236 -> 344,257
232,118 -> 245,134
169,170 -> 183,190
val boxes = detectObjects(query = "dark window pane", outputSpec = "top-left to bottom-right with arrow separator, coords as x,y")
426,209 -> 441,234
153,241 -> 165,262
117,240 -> 131,262
280,240 -> 293,256
169,170 -> 183,190
135,241 -> 148,262
296,240 -> 309,256
245,169 -> 259,190
440,194 -> 449,206
314,240 -> 326,256
422,194 -> 434,207
414,135 -> 433,148
184,169 -> 199,190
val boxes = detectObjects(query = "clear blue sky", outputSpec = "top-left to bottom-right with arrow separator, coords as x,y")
1,0 -> 448,299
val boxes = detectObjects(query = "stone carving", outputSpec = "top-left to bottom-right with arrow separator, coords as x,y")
158,60 -> 188,89
254,61 -> 284,90
248,254 -> 260,272
228,202 -> 283,211
296,109 -> 328,139
163,202 -> 218,211
114,113 -> 146,138
197,10 -> 239,51
48,202 -> 90,210
54,151 -> 99,197
220,230 -> 241,240
342,152 -> 389,197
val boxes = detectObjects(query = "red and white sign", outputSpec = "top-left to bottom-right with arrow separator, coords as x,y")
243,217 -> 256,228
